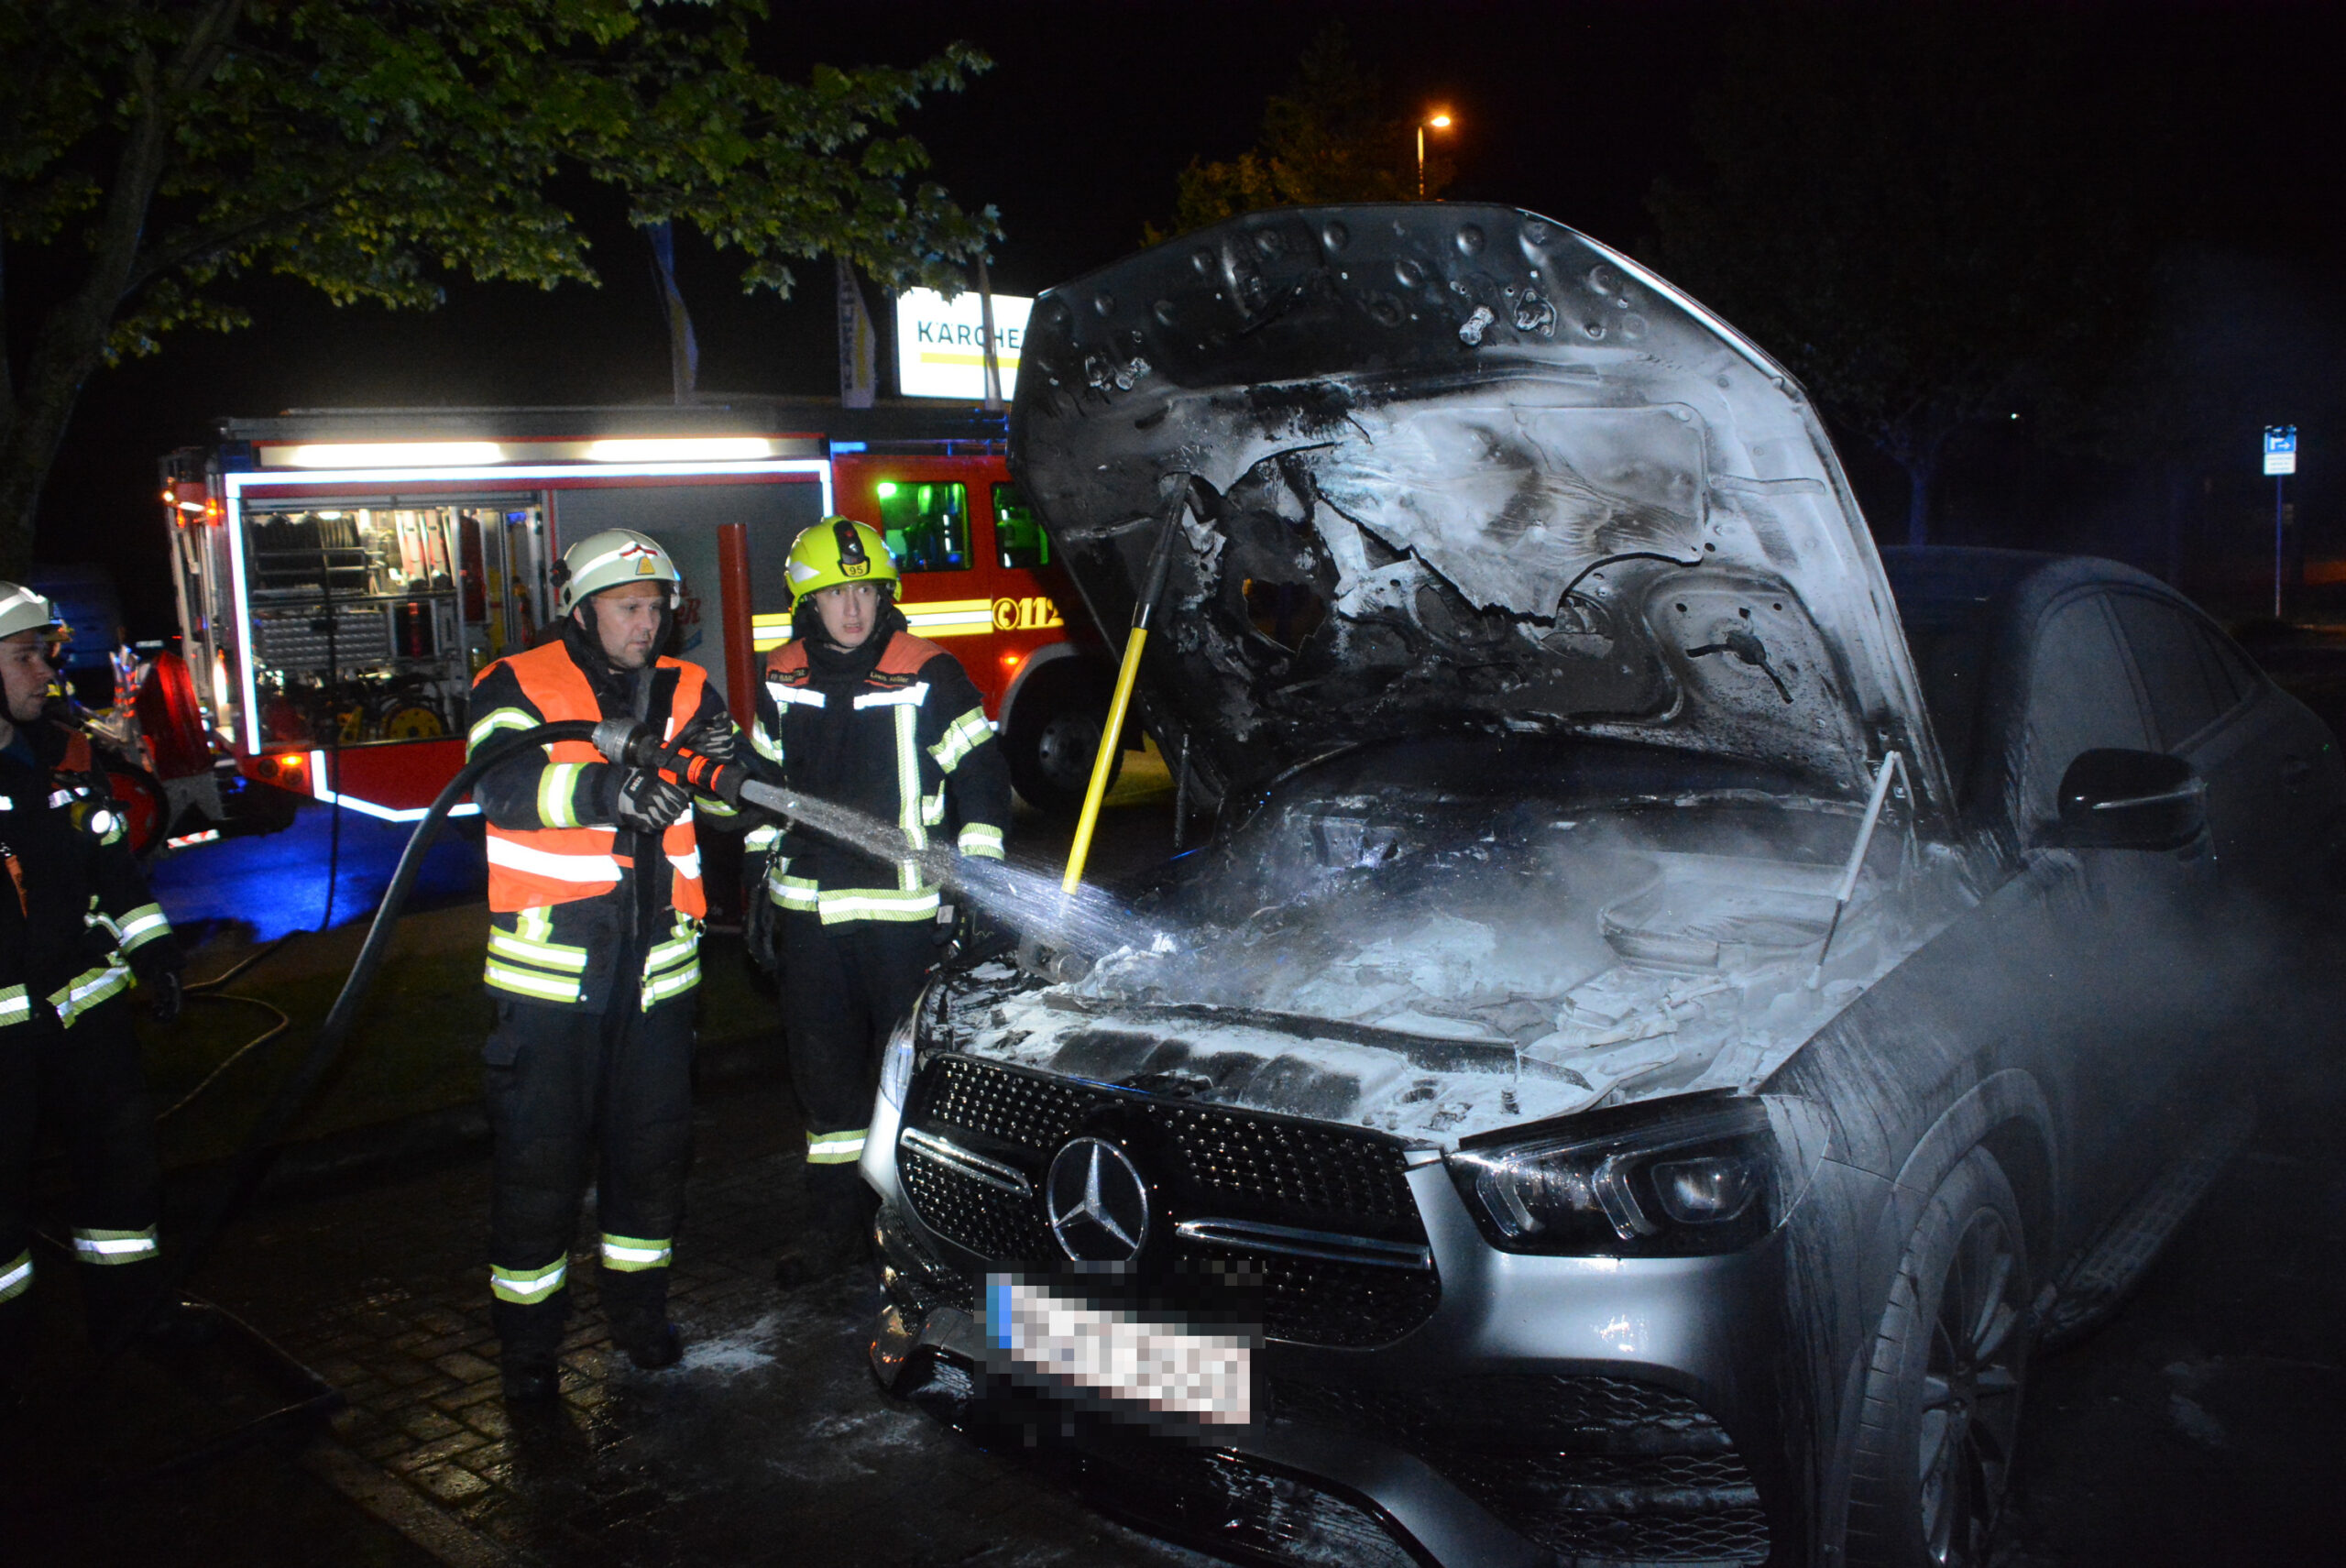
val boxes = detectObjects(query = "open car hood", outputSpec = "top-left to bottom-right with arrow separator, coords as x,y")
1010,203 -> 1947,814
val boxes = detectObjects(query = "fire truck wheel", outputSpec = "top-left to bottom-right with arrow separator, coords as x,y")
1004,666 -> 1120,817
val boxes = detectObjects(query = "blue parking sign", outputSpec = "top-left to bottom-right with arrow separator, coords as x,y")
2264,425 -> 2297,476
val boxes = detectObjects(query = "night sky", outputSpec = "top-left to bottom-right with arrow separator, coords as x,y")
33,0 -> 2346,636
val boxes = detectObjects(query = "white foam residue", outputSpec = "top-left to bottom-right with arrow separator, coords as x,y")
678,1310 -> 783,1375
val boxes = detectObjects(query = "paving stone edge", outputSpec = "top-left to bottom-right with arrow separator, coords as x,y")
302,1437 -> 513,1568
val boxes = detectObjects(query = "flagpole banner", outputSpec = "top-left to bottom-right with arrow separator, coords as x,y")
838,260 -> 878,409
648,221 -> 698,405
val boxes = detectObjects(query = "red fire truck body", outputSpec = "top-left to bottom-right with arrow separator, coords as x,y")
160,405 -> 1118,829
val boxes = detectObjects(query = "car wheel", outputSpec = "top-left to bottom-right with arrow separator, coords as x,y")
1005,669 -> 1120,816
1845,1146 -> 2032,1568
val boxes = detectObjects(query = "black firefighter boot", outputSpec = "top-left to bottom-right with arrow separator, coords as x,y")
600,1268 -> 683,1371
494,1297 -> 565,1405
773,1165 -> 872,1288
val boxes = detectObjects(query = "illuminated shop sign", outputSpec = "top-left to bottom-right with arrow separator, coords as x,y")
894,286 -> 1032,400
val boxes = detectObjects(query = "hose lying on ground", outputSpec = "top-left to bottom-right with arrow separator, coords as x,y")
155,936 -> 299,1124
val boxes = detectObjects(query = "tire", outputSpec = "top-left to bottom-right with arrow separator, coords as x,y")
1003,665 -> 1120,817
1845,1146 -> 2033,1568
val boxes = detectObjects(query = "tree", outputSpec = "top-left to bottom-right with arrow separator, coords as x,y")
1151,24 -> 1450,240
1645,4 -> 2154,546
0,0 -> 997,574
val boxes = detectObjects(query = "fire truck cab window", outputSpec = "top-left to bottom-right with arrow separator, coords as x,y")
993,483 -> 1049,570
876,480 -> 970,573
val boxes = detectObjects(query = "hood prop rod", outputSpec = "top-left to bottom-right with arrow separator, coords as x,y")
1062,478 -> 1194,894
1807,750 -> 1906,991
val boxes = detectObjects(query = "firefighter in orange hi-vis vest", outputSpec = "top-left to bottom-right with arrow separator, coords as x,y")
465,529 -> 740,1404
747,519 -> 1012,1287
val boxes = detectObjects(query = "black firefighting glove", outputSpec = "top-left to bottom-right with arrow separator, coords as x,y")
147,969 -> 184,1026
675,713 -> 740,768
597,763 -> 691,832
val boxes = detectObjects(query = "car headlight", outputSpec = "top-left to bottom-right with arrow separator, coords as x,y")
1446,1095 -> 1829,1257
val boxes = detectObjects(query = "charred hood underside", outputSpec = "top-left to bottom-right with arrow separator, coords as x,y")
1009,203 -> 1949,816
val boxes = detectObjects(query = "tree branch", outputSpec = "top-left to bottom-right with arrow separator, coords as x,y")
122,136 -> 411,300
0,0 -> 245,568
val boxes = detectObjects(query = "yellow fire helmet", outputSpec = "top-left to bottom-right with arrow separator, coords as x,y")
554,529 -> 681,616
0,581 -> 65,643
784,517 -> 898,603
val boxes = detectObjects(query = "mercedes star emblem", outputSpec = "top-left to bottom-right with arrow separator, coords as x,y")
1045,1136 -> 1152,1263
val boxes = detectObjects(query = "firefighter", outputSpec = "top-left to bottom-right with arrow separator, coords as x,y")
747,519 -> 1012,1286
466,529 -> 740,1402
0,584 -> 184,1387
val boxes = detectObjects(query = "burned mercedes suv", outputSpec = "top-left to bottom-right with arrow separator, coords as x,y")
857,204 -> 2343,1568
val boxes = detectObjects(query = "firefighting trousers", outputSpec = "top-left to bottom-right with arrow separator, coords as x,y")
0,994 -> 165,1357
482,996 -> 695,1361
778,912 -> 936,1240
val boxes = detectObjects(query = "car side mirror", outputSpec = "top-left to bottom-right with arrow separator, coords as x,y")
2042,748 -> 2206,851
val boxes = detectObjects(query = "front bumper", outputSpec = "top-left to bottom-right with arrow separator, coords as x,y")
864,1064 -> 1803,1568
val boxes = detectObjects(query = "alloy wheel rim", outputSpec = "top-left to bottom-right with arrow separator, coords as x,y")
1917,1209 -> 2025,1566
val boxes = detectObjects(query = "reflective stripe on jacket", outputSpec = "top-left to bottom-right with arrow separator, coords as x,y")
751,629 -> 1013,926
468,632 -> 734,1012
475,641 -> 708,920
0,720 -> 181,1028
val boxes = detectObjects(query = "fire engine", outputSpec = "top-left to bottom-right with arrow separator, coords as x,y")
151,403 -> 1124,842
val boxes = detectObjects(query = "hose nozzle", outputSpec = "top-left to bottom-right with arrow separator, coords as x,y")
592,719 -> 749,806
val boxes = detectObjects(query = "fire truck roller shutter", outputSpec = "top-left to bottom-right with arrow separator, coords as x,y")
551,481 -> 827,713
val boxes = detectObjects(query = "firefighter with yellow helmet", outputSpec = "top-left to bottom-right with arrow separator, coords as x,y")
0,582 -> 184,1387
465,529 -> 740,1402
748,519 -> 1011,1286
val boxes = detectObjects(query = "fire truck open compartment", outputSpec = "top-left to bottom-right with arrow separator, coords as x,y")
239,502 -> 542,750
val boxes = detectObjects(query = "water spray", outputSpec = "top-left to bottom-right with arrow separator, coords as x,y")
592,720 -> 1152,959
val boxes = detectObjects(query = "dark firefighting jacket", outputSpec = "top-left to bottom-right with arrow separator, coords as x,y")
0,718 -> 181,1030
466,620 -> 738,1012
748,609 -> 1011,924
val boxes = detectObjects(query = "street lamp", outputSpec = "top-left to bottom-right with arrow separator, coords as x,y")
1417,112 -> 1453,201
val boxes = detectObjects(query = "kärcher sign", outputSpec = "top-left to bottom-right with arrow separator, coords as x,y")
895,287 -> 1033,400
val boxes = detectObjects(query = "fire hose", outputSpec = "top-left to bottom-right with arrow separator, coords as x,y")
137,718 -> 769,1339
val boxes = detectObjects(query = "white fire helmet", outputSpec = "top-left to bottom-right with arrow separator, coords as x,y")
554,529 -> 682,616
0,581 -> 65,643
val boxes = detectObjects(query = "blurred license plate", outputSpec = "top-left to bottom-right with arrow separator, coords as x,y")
985,1277 -> 1253,1426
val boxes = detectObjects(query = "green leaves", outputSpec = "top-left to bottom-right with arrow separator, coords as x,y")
1,0 -> 997,360
0,0 -> 999,563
